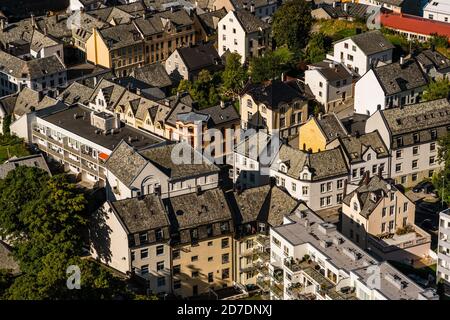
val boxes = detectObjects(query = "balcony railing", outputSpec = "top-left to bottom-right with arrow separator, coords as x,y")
256,278 -> 270,292
270,283 -> 284,298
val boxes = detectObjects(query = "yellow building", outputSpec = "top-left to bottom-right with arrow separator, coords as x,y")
168,188 -> 234,297
86,9 -> 199,77
298,113 -> 348,153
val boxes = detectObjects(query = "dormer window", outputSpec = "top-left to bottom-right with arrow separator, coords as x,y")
280,163 -> 288,173
367,153 -> 371,161
302,173 -> 308,180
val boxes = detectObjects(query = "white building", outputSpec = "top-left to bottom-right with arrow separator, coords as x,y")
91,197 -> 172,294
358,0 -> 404,13
68,0 -> 105,12
365,98 -> 450,187
305,60 -> 353,112
267,203 -> 439,300
269,144 -> 349,211
423,0 -> 450,22
218,9 -> 271,64
327,30 -> 394,76
437,208 -> 450,286
354,57 -> 428,115
0,50 -> 67,98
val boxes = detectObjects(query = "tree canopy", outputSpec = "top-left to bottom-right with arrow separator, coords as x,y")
249,47 -> 294,83
221,52 -> 248,99
433,132 -> 450,206
422,78 -> 450,102
175,70 -> 221,108
0,167 -> 137,300
305,32 -> 333,64
272,0 -> 313,51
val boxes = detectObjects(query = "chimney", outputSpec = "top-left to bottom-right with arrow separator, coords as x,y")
243,2 -> 248,10
329,62 -> 334,69
31,13 -> 36,28
250,2 -> 255,13
220,100 -> 226,109
400,55 -> 405,66
363,171 -> 370,185
43,25 -> 48,35
343,3 -> 348,12
333,1 -> 336,8
281,72 -> 286,82
0,18 -> 6,31
317,112 -> 323,120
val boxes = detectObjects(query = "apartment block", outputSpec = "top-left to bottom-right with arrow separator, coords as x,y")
437,208 -> 450,285
365,98 -> 450,187
268,203 -> 438,300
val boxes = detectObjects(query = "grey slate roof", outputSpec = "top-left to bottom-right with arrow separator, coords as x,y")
130,63 -> 172,88
197,8 -> 227,36
0,154 -> 51,179
339,131 -> 389,163
373,58 -> 428,96
311,61 -> 352,82
231,0 -> 278,10
30,29 -> 59,53
0,94 -> 17,116
233,9 -> 270,34
274,145 -> 349,181
177,43 -> 222,72
232,184 -> 300,227
243,80 -> 307,109
167,188 -> 232,229
416,49 -> 450,73
58,82 -> 95,106
105,140 -> 149,187
98,23 -> 143,50
13,87 -> 59,117
0,50 -> 65,80
339,30 -> 395,56
342,175 -> 398,219
109,195 -> 169,234
133,9 -> 194,36
90,78 -> 126,110
317,2 -> 371,19
200,103 -> 240,126
139,142 -> 220,180
381,98 -> 450,136
316,113 -> 348,142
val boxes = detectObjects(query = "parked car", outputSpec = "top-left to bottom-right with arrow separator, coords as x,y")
413,181 -> 434,194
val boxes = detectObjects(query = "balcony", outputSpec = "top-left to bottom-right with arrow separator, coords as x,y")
253,248 -> 270,262
256,278 -> 270,292
271,268 -> 283,284
270,283 -> 284,299
255,235 -> 269,248
369,224 -> 431,253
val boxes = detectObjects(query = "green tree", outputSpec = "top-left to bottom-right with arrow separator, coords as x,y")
433,132 -> 450,205
272,0 -> 312,51
428,34 -> 449,50
249,47 -> 294,83
175,70 -> 220,108
221,52 -> 247,99
2,114 -> 11,136
422,78 -> 450,102
305,32 -> 332,63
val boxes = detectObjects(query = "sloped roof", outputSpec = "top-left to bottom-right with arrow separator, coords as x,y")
233,9 -> 270,33
131,63 -> 172,88
337,30 -> 394,56
57,82 -> 95,106
177,43 -> 221,72
339,131 -> 389,163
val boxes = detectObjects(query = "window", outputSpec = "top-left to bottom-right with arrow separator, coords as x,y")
359,167 -> 364,177
367,153 -> 372,161
390,192 -> 395,201
401,176 -> 407,184
207,241 -> 213,246
413,146 -> 419,155
396,137 -> 403,147
395,163 -> 402,172
208,256 -> 213,262
372,165 -> 377,174
429,170 -> 434,178
222,253 -> 229,264
382,207 -> 387,217
173,249 -> 180,260
396,150 -> 402,158
412,173 -> 418,181
389,220 -> 394,231
380,163 -> 385,173
337,193 -> 343,203
192,271 -> 199,278
352,45 -> 356,51
389,206 -> 394,216
157,261 -> 164,271
344,43 -> 349,49
319,82 -> 323,88
430,156 -> 435,165
430,143 -> 436,151
337,179 -> 344,189
403,202 -> 408,212
431,129 -> 437,140
347,54 -> 353,61
140,248 -> 148,259
156,245 -> 164,256
131,251 -> 135,261
222,268 -> 230,280
413,133 -> 420,143
139,232 -> 148,244
320,197 -> 326,208
141,265 -> 149,275
302,186 -> 308,195
222,238 -> 229,248
174,280 -> 181,289
320,183 -> 326,193
353,202 -> 358,211
352,169 -> 357,178
382,222 -> 386,233
292,183 -> 297,192
208,272 -> 214,283
233,28 -> 236,34
173,265 -> 180,275
191,255 -> 198,262
272,236 -> 281,247
157,276 -> 166,287
327,182 -> 332,192
412,160 -> 418,169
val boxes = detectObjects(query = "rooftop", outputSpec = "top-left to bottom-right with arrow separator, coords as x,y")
310,61 -> 353,82
373,58 -> 428,96
339,131 -> 389,163
315,113 -> 348,142
336,30 -> 395,56
423,0 -> 450,15
0,154 -> 51,179
58,82 -> 95,106
0,241 -> 20,275
233,9 -> 271,34
40,104 -> 164,151
130,63 -> 172,88
176,43 -> 222,72
416,49 -> 450,73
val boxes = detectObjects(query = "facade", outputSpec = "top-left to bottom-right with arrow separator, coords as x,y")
240,80 -> 310,138
86,9 -> 198,77
20,103 -> 164,187
354,58 -> 428,115
268,203 -> 438,300
165,43 -> 223,81
217,9 -> 271,64
305,60 -> 353,112
0,50 -> 67,98
365,98 -> 450,187
326,131 -> 390,184
327,30 -> 394,76
437,208 -> 450,286
341,175 -> 431,264
355,0 -> 404,12
298,113 -> 348,153
105,141 -> 220,201
270,144 -> 349,211
423,0 -> 450,22
213,0 -> 279,22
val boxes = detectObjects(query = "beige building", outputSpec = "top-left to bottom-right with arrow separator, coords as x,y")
341,175 -> 431,264
240,80 -> 310,139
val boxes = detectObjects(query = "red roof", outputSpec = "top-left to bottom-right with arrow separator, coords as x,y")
98,152 -> 109,161
380,13 -> 450,42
